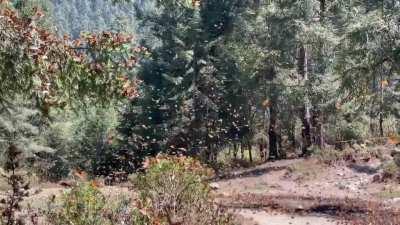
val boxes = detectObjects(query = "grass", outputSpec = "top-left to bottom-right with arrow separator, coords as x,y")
376,189 -> 400,199
287,159 -> 327,181
242,181 -> 270,194
0,177 -> 9,192
312,145 -> 382,165
382,161 -> 399,177
217,146 -> 263,167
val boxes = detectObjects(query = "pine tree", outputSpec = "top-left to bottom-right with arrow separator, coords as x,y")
118,0 -> 244,167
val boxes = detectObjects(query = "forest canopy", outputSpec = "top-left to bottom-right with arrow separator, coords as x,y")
1,1 -> 400,225
0,0 -> 399,178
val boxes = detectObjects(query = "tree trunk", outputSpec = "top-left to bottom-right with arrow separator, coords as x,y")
379,73 -> 384,137
298,45 -> 312,156
379,113 -> 384,137
301,107 -> 312,155
312,109 -> 325,148
233,143 -> 238,159
268,121 -> 278,160
259,143 -> 265,161
319,0 -> 325,21
267,67 -> 279,160
289,122 -> 296,148
248,142 -> 253,163
278,128 -> 285,158
240,142 -> 245,159
289,105 -> 296,149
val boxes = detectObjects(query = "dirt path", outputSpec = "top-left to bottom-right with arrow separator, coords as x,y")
214,156 -> 400,224
215,158 -> 382,200
237,209 -> 343,225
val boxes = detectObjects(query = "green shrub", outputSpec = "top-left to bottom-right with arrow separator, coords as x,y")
47,183 -> 150,225
47,183 -> 106,225
352,204 -> 400,225
311,146 -> 346,164
382,161 -> 400,180
105,196 -> 150,225
341,122 -> 369,141
132,155 -> 234,225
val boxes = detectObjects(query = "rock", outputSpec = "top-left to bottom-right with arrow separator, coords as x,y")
210,183 -> 220,190
29,188 -> 42,196
336,182 -> 346,190
391,149 -> 400,167
352,144 -> 362,151
372,174 -> 382,183
58,180 -> 75,188
295,204 -> 305,210
384,198 -> 400,204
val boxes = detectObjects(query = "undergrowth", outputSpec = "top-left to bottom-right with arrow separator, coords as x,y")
132,155 -> 234,225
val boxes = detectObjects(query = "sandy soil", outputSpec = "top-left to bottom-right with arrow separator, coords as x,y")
213,150 -> 400,224
214,157 -> 395,202
236,209 -> 343,225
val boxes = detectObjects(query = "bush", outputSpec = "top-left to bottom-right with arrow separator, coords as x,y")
104,196 -> 150,225
381,161 -> 400,181
352,206 -> 400,225
311,146 -> 352,164
335,117 -> 370,143
132,155 -> 234,225
312,144 -> 380,165
47,183 -> 107,225
46,157 -> 234,225
47,182 -> 150,225
325,112 -> 370,144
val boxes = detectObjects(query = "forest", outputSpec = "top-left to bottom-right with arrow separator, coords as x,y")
1,0 -> 400,224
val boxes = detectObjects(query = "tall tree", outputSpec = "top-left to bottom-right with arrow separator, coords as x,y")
335,0 -> 400,138
119,0 -> 244,167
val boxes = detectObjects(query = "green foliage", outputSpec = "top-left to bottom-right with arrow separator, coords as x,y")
50,0 -> 140,38
48,183 -> 106,225
47,182 -> 151,225
0,144 -> 30,225
0,101 -> 123,180
12,0 -> 54,29
0,3 -> 141,112
68,107 -> 120,175
132,155 -> 233,225
46,157 -> 232,225
3,0 -> 400,188
0,102 -> 55,174
337,119 -> 370,142
382,161 -> 400,179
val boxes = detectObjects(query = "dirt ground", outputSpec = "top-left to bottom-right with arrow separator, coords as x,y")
215,158 -> 388,201
2,145 -> 400,225
235,209 -> 343,225
213,145 -> 400,224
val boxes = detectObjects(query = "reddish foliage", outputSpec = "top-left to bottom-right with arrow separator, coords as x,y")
0,5 -> 142,106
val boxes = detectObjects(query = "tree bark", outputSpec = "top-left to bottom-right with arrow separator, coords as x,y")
269,108 -> 278,159
379,73 -> 384,137
248,142 -> 253,162
298,45 -> 312,156
312,109 -> 325,148
379,113 -> 384,137
319,0 -> 325,21
267,67 -> 279,159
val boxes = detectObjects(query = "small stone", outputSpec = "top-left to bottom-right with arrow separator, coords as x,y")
209,183 -> 220,190
372,174 -> 382,183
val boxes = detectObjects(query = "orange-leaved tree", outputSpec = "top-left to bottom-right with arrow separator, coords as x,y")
0,1 -> 143,113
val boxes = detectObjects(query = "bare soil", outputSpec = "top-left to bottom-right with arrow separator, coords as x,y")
235,209 -> 343,225
213,147 -> 400,224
